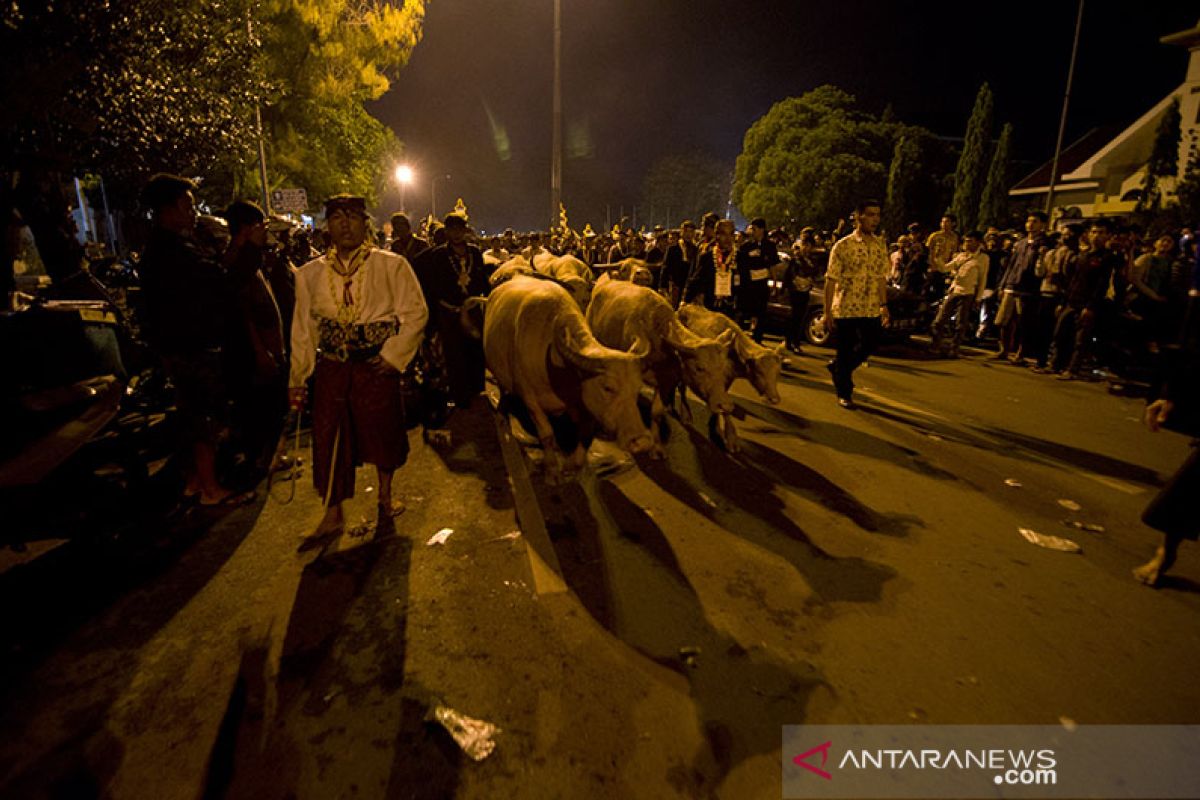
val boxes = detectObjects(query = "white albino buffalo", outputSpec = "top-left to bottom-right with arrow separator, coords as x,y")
587,278 -> 735,453
537,255 -> 594,311
489,255 -> 535,287
484,276 -> 652,482
677,303 -> 783,451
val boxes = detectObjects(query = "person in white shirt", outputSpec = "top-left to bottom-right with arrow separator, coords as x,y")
289,195 -> 428,536
930,230 -> 988,356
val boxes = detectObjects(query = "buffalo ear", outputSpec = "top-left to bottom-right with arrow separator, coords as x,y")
627,335 -> 650,359
716,328 -> 737,348
729,329 -> 755,362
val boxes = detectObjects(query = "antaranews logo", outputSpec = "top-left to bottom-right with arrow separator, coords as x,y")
792,741 -> 833,780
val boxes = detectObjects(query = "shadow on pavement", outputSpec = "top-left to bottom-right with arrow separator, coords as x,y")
968,424 -> 1166,488
424,401 -> 516,512
0,498 -> 267,797
737,440 -> 925,538
204,533 -> 460,799
531,466 -> 830,795
735,397 -> 960,482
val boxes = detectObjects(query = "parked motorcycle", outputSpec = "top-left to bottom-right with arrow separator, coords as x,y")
0,264 -> 178,547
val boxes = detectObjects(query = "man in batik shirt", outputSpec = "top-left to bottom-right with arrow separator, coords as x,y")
824,199 -> 891,409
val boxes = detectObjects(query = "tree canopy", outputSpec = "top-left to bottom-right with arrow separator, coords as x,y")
950,83 -> 994,232
0,0 -> 426,211
733,86 -> 950,234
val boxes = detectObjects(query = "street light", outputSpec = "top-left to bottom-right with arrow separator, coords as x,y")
394,164 -> 414,213
431,173 -> 450,220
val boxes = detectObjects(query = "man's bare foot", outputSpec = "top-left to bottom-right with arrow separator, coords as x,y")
312,505 -> 344,536
378,498 -> 406,517
1133,548 -> 1167,586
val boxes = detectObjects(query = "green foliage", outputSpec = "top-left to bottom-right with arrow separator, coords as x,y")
641,152 -> 729,227
884,134 -> 920,238
978,123 -> 1013,230
1,0 -> 265,204
0,0 -> 426,211
950,83 -> 994,231
1136,96 -> 1182,216
733,86 -> 896,229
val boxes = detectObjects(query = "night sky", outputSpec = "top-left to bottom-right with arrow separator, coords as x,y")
369,1 -> 1198,233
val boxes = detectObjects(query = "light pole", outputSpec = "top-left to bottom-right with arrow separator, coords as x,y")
1045,0 -> 1085,220
550,0 -> 562,230
431,174 -> 451,220
394,164 -> 414,214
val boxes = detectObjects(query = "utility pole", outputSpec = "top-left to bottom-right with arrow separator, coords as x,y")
1045,0 -> 1084,220
247,14 -> 270,213
550,0 -> 563,230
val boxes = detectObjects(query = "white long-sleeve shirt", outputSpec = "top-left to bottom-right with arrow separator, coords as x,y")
946,251 -> 989,300
289,248 -> 428,387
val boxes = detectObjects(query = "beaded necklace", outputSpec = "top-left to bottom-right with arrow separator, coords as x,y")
713,244 -> 733,273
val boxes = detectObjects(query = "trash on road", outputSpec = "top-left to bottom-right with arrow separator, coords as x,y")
364,485 -> 374,494
1061,520 -> 1105,533
1057,499 -> 1082,511
679,646 -> 701,668
1004,478 -> 1023,488
1059,716 -> 1078,732
1019,527 -> 1082,554
426,528 -> 454,546
427,704 -> 500,761
488,530 -> 522,543
698,493 -> 718,510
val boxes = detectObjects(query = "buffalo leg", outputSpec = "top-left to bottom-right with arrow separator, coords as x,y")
523,400 -> 566,482
722,412 -> 741,453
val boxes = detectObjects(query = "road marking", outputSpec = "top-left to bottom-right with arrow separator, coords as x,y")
490,403 -> 568,596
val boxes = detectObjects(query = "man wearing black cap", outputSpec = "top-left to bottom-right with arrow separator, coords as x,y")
412,213 -> 489,424
289,195 -> 428,534
736,217 -> 779,343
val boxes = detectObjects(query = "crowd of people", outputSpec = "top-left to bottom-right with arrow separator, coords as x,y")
123,173 -> 1197,582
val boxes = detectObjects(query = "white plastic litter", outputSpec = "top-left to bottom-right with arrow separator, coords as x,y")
489,530 -> 521,542
1004,478 -> 1023,488
1019,527 -> 1082,553
1057,499 -> 1082,511
426,528 -> 454,546
428,704 -> 499,761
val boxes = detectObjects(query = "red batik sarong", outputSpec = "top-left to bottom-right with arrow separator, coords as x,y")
311,356 -> 409,506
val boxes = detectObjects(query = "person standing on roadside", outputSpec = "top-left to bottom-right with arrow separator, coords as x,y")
736,217 -> 779,343
784,231 -> 821,354
929,230 -> 988,357
289,195 -> 428,536
824,199 -> 891,409
138,173 -> 252,507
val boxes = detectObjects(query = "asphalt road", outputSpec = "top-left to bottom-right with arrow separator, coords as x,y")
0,337 -> 1196,799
